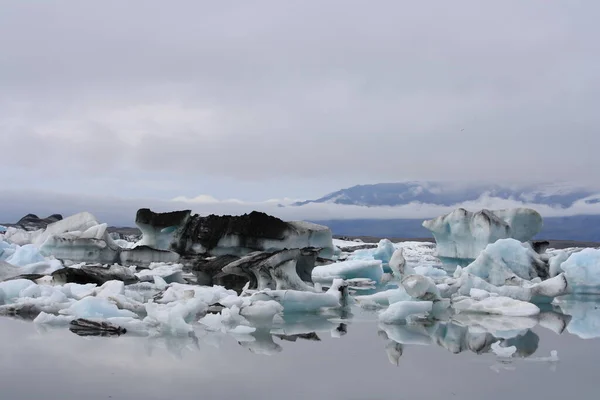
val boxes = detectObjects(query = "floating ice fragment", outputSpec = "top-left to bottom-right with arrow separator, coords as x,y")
378,301 -> 433,324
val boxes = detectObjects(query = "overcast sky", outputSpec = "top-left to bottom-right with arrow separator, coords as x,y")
1,1 -> 599,213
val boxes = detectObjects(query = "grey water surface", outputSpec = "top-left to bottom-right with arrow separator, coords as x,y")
1,308 -> 599,400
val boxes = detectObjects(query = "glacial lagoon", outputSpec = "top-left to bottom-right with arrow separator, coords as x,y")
2,304 -> 600,400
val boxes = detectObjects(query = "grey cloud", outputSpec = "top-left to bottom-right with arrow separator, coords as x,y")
1,0 -> 599,200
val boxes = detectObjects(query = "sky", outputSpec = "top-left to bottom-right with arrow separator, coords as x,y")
1,1 -> 599,222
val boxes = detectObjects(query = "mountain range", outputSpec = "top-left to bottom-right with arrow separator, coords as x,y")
294,181 -> 600,208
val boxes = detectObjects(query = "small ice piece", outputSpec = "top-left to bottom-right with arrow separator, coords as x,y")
560,248 -> 600,294
0,279 -> 36,304
33,312 -> 73,326
413,266 -> 447,279
61,283 -> 97,300
548,250 -> 570,277
250,279 -> 348,313
378,301 -> 433,324
94,280 -> 125,298
154,275 -> 168,290
453,296 -> 540,317
5,244 -> 45,267
389,248 -> 416,279
60,296 -> 138,319
20,259 -> 64,276
355,288 -> 411,307
491,342 -> 517,358
312,259 -> 383,284
145,297 -> 208,335
401,275 -> 440,301
135,263 -> 185,284
240,300 -> 284,327
199,305 -> 253,332
469,288 -> 493,300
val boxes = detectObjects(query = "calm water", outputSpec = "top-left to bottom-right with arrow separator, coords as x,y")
1,307 -> 599,400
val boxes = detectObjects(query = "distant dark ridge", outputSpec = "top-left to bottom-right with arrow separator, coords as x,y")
312,215 -> 600,243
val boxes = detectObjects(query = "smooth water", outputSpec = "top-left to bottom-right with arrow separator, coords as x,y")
1,307 -> 599,400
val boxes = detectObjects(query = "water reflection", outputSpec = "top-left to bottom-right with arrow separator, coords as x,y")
4,296 -> 600,369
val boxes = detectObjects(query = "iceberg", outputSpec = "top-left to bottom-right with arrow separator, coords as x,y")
135,209 -> 335,259
422,208 -> 542,259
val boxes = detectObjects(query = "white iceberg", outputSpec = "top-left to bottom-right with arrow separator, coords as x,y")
422,208 -> 542,259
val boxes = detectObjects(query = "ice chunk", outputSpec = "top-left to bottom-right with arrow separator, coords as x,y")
312,259 -> 383,284
60,296 -> 138,319
0,279 -> 36,304
144,297 -> 208,335
560,249 -> 600,294
355,287 -> 412,307
155,283 -> 236,305
135,263 -> 185,284
61,283 -> 97,300
2,227 -> 43,246
389,248 -> 416,279
94,280 -> 125,298
401,275 -> 440,301
5,244 -> 45,267
33,312 -> 73,326
449,271 -> 568,303
548,250 -> 570,277
422,208 -> 542,259
19,259 -> 64,276
463,239 -> 548,285
240,300 -> 284,327
34,212 -> 99,246
249,280 -> 348,313
378,301 -> 433,324
453,296 -> 540,317
413,265 -> 447,279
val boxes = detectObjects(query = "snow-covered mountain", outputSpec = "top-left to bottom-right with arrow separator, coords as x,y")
294,181 -> 600,208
